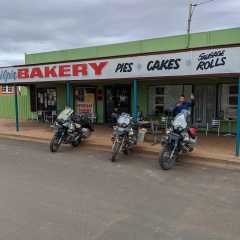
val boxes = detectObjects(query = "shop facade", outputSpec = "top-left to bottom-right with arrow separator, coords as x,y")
0,27 -> 240,153
23,45 -> 239,128
22,28 -> 240,124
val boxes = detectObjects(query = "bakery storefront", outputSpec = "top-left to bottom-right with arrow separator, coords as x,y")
1,45 -> 240,154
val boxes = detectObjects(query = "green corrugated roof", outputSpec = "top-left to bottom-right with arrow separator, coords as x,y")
25,27 -> 240,64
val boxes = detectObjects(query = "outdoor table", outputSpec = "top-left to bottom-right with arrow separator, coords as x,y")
138,120 -> 151,127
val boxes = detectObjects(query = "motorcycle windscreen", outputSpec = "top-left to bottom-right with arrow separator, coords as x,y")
173,112 -> 187,129
117,113 -> 130,126
57,107 -> 74,121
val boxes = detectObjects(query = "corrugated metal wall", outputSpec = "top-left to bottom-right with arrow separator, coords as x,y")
0,95 -> 33,120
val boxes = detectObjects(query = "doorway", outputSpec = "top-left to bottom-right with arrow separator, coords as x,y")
194,85 -> 217,126
105,85 -> 131,122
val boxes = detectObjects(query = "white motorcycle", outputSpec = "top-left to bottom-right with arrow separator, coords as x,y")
159,110 -> 198,170
111,113 -> 139,162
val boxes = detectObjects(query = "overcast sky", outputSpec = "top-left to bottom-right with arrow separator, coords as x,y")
0,0 -> 239,66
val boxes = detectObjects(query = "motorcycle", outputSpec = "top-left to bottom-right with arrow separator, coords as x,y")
50,107 -> 94,152
159,110 -> 197,170
111,113 -> 139,162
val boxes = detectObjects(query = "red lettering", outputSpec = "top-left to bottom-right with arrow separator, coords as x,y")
89,61 -> 108,75
72,64 -> 88,76
30,67 -> 43,78
18,68 -> 29,79
59,65 -> 71,77
45,66 -> 57,78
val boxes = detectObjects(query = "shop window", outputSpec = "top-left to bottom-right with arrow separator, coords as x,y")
149,86 -> 165,115
149,85 -> 192,116
2,85 -> 14,93
155,87 -> 164,95
229,85 -> 237,95
227,84 -> 237,119
37,88 -> 57,111
228,85 -> 237,107
155,96 -> 164,105
229,96 -> 237,105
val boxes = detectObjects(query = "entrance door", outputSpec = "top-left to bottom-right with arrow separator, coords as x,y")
194,85 -> 217,126
105,85 -> 131,122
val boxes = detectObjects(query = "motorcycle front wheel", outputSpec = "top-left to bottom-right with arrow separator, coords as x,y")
159,147 -> 176,170
111,140 -> 122,162
50,134 -> 62,153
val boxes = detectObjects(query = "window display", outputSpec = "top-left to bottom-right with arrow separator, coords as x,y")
37,88 -> 56,111
75,87 -> 96,115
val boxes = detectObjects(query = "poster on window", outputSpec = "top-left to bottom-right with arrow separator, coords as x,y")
75,88 -> 95,114
77,103 -> 94,114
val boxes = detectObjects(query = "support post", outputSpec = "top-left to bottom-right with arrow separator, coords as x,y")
14,85 -> 19,132
132,80 -> 138,121
236,77 -> 240,156
186,0 -> 193,48
66,81 -> 73,108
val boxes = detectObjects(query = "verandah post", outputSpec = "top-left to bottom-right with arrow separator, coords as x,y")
14,85 -> 19,132
236,77 -> 240,156
132,80 -> 138,121
66,81 -> 73,108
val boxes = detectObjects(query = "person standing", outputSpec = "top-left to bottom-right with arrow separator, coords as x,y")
173,94 -> 195,116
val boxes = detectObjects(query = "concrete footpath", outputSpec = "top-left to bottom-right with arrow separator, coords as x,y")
0,119 -> 239,169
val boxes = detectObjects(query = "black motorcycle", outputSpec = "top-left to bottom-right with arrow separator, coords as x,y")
159,110 -> 197,170
111,113 -> 139,162
50,108 -> 94,152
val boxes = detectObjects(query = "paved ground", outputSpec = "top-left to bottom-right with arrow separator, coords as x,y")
0,138 -> 240,240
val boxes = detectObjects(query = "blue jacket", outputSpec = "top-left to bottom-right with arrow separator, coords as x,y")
173,101 -> 193,116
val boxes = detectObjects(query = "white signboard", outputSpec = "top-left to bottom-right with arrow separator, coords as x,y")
0,46 -> 239,84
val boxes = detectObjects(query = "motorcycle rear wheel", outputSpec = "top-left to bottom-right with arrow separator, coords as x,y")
159,147 -> 176,170
50,135 -> 62,153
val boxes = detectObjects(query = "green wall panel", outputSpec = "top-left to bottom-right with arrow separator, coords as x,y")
96,41 -> 141,58
141,35 -> 187,52
56,84 -> 66,113
138,82 -> 149,117
209,28 -> 240,46
19,87 -> 29,96
96,86 -> 104,124
0,95 -> 33,120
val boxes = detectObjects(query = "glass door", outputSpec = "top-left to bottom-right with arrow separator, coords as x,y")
105,85 -> 131,122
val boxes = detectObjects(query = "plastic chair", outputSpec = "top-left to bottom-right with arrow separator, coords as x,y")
206,119 -> 221,136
